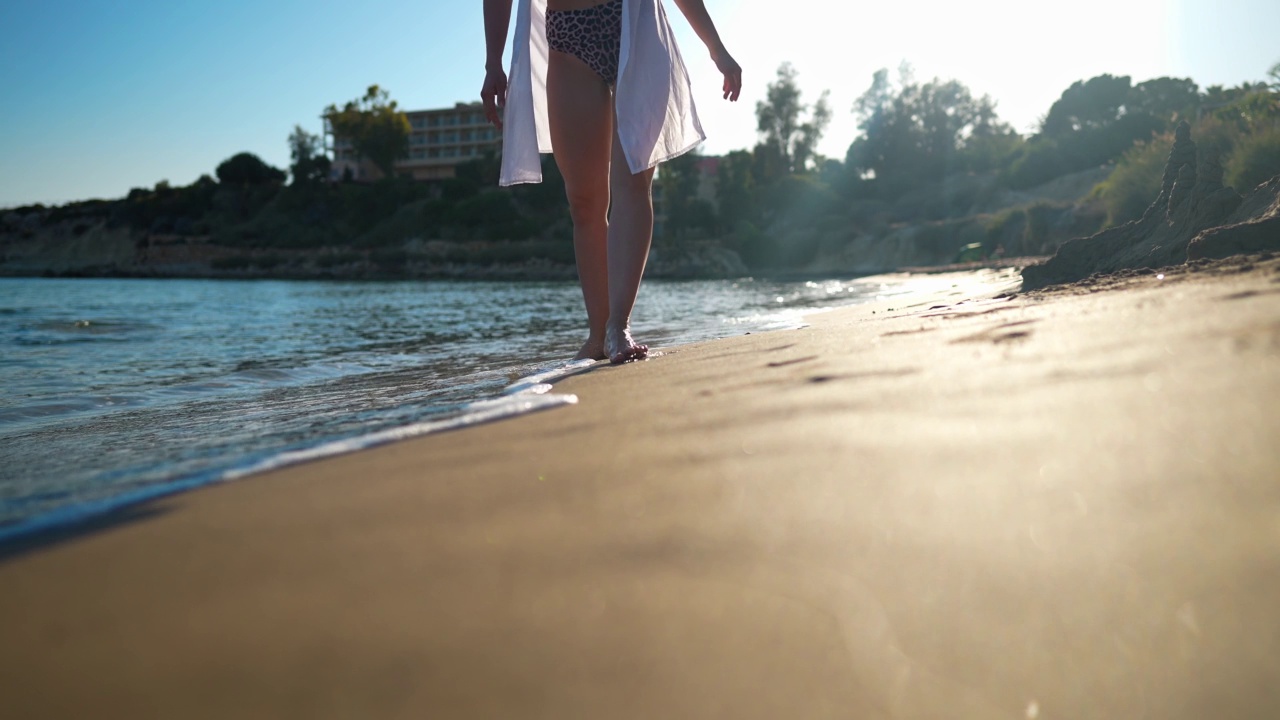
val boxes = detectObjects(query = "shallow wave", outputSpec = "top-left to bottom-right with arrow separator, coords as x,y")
0,359 -> 591,544
0,275 -> 897,542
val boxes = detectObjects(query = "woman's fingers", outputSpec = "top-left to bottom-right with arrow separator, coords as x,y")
712,51 -> 741,102
721,63 -> 741,101
482,94 -> 499,127
724,69 -> 741,101
481,70 -> 508,128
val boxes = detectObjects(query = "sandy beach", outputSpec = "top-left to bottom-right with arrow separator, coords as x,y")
3,257 -> 1279,718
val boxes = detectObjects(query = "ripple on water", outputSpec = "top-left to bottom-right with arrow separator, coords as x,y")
0,275 -> 896,538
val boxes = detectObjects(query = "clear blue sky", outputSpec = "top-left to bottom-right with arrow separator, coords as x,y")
2,0 -> 1277,207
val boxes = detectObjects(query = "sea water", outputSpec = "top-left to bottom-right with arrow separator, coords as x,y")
0,275 -> 921,538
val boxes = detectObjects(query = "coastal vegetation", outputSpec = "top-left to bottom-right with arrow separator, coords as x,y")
323,86 -> 412,180
3,63 -> 1278,280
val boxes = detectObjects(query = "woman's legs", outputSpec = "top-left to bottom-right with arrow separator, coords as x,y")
547,48 -> 656,363
546,49 -> 613,360
604,106 -> 655,363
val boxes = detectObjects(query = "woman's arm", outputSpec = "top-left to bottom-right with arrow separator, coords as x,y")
481,0 -> 514,127
670,0 -> 741,101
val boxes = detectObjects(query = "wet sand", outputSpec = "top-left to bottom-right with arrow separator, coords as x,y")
3,259 -> 1279,719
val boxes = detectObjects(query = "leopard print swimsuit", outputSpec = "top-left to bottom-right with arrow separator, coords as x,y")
546,0 -> 624,85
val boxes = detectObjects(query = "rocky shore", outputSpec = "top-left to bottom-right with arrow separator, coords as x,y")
1023,122 -> 1280,290
0,211 -> 760,282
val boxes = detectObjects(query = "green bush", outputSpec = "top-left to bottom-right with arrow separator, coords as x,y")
1007,114 -> 1163,190
216,153 -> 286,186
336,178 -> 432,236
1024,202 -> 1062,249
440,239 -> 574,266
354,199 -> 433,248
1093,136 -> 1169,224
727,220 -> 770,268
986,207 -> 1026,243
456,191 -> 520,229
911,221 -> 959,257
371,248 -> 407,268
211,255 -> 252,270
316,252 -> 362,268
1006,140 -> 1068,189
761,174 -> 839,221
1226,127 -> 1280,192
254,254 -> 283,270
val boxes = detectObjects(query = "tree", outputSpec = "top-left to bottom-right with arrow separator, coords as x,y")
1007,74 -> 1195,189
288,125 -> 331,185
1268,61 -> 1280,92
1212,88 -> 1280,135
1202,82 -> 1268,109
847,67 -> 909,182
847,65 -> 1015,191
216,152 -> 286,186
658,150 -> 704,241
324,85 -> 411,180
1040,75 -> 1197,137
1041,74 -> 1132,135
755,63 -> 831,176
1126,77 -> 1200,123
715,149 -> 756,230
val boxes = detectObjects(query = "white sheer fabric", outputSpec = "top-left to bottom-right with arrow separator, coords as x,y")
498,0 -> 705,186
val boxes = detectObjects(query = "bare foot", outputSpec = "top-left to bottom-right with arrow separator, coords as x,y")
574,337 -> 607,362
605,325 -> 648,365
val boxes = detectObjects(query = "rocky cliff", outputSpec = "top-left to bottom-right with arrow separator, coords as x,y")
1022,122 -> 1280,290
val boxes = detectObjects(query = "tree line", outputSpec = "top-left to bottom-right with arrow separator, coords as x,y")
31,62 -> 1278,275
656,60 -> 1280,265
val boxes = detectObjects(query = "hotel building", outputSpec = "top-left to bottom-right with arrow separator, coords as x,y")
326,99 -> 725,237
329,102 -> 503,182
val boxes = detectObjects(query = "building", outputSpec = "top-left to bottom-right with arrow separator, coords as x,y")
329,102 -> 503,182
326,99 -> 726,236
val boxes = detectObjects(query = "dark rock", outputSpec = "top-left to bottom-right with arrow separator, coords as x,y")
1187,217 -> 1280,259
647,241 -> 748,279
1188,176 -> 1280,260
1022,124 -> 1264,290
1160,122 -> 1196,194
1168,162 -> 1196,218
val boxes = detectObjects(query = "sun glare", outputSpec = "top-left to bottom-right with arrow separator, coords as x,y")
689,0 -> 1177,157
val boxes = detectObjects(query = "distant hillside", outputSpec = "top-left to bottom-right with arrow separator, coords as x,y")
4,70 -> 1277,281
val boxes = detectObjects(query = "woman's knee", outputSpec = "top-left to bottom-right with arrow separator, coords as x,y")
564,184 -> 609,226
611,168 -> 654,208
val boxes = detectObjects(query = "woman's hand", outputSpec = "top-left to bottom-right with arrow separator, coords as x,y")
712,48 -> 741,102
670,0 -> 740,101
481,67 -> 508,128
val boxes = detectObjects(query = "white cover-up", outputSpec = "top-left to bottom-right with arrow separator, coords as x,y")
499,0 -> 705,186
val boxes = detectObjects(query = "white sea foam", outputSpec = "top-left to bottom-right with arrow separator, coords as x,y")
220,391 -> 578,481
503,357 -> 596,395
0,366 -> 585,545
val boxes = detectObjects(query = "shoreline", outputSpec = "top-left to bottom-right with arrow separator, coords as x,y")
3,258 -> 1278,717
0,273 -> 901,538
0,259 -> 1033,283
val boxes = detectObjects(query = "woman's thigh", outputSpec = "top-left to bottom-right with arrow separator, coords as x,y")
546,50 -> 614,208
